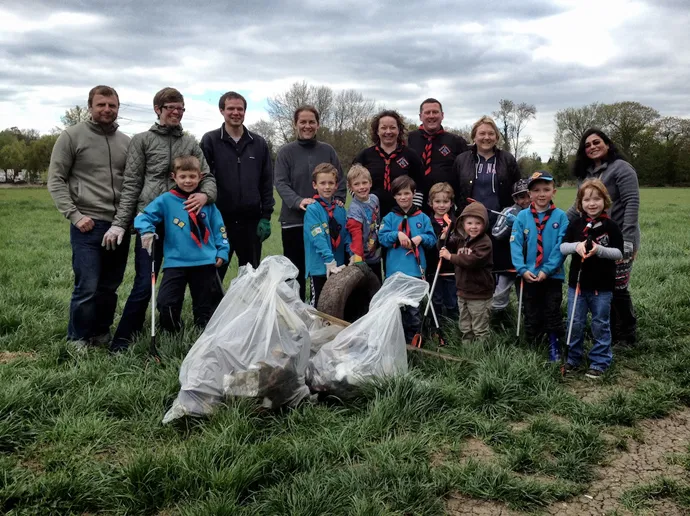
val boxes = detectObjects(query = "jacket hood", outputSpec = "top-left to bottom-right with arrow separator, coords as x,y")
459,202 -> 489,227
149,123 -> 183,137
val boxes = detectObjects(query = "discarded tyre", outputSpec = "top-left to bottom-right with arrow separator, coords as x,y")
317,263 -> 381,322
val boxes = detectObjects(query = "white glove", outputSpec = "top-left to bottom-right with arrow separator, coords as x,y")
101,225 -> 126,250
141,233 -> 155,256
326,260 -> 345,278
623,241 -> 634,260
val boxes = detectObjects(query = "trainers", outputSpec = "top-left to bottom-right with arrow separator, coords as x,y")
563,363 -> 577,375
585,368 -> 604,379
91,332 -> 112,347
69,339 -> 90,353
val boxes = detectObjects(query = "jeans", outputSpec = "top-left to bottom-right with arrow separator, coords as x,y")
112,227 -> 164,348
430,275 -> 459,319
566,287 -> 613,372
68,220 -> 130,341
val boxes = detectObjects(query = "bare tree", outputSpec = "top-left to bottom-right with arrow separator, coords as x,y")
492,99 -> 537,159
61,105 -> 91,127
553,103 -> 604,155
248,119 -> 278,158
266,81 -> 335,144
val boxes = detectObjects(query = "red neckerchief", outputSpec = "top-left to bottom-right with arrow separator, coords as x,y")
419,125 -> 445,176
375,145 -> 400,191
313,195 -> 341,251
392,205 -> 422,260
583,212 -> 609,237
170,187 -> 209,248
529,201 -> 556,268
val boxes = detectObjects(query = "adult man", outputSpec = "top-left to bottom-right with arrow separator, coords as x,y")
200,91 -> 274,278
47,85 -> 131,350
104,87 -> 217,352
407,98 -> 469,209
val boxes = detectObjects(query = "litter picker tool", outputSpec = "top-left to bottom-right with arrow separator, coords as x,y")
409,242 -> 443,348
562,225 -> 593,376
149,235 -> 161,363
466,197 -> 504,217
422,214 -> 452,320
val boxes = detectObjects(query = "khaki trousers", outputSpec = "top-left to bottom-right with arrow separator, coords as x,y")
458,296 -> 492,341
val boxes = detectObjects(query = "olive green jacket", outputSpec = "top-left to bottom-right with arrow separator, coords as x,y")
113,123 -> 216,229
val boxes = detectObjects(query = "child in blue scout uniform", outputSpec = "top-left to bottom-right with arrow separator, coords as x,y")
345,164 -> 382,284
510,171 -> 569,361
134,155 -> 229,332
379,175 -> 437,341
303,163 -> 349,307
561,179 -> 623,379
424,182 -> 458,321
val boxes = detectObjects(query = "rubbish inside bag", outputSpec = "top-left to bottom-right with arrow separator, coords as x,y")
306,273 -> 429,397
163,256 -> 343,423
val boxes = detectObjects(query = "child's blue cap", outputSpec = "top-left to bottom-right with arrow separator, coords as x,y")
527,170 -> 554,189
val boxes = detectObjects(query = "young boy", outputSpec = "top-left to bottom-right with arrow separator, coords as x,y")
303,163 -> 349,307
492,178 -> 531,311
379,175 -> 437,342
134,155 -> 229,332
425,182 -> 458,320
561,179 -> 623,379
510,171 -> 569,361
440,202 -> 493,341
345,164 -> 382,284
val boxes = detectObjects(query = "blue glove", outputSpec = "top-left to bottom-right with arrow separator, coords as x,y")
504,212 -> 517,227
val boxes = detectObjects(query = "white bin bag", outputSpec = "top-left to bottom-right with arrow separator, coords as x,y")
306,273 -> 429,395
163,256 -> 313,423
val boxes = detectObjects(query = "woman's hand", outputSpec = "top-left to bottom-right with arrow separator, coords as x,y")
184,193 -> 208,214
299,198 -> 316,211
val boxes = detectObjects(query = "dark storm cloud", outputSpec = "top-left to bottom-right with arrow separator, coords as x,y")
1,0 -> 688,155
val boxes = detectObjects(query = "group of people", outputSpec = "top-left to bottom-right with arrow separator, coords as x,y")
47,85 -> 640,378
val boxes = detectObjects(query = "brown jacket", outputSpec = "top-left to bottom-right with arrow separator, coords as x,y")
448,202 -> 494,300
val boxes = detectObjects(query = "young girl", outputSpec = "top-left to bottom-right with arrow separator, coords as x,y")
560,179 -> 624,378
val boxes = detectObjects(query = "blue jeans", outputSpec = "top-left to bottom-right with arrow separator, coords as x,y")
68,220 -> 130,341
112,228 -> 164,348
566,287 -> 613,372
430,275 -> 458,319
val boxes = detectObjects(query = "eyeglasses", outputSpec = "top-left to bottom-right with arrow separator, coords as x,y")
162,105 -> 185,113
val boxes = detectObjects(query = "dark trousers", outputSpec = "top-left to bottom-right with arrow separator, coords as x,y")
367,261 -> 384,286
401,305 -> 422,342
218,216 -> 261,281
430,275 -> 459,319
522,278 -> 564,341
68,220 -> 130,341
282,226 -> 306,301
309,275 -> 328,308
157,264 -> 224,332
112,226 -> 164,348
612,258 -> 637,344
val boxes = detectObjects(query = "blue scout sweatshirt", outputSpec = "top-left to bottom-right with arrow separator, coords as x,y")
134,191 -> 230,269
379,208 -> 437,278
510,205 -> 569,280
303,197 -> 349,277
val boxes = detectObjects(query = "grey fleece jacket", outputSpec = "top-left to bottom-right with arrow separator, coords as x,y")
113,123 -> 216,229
566,159 -> 641,251
274,138 -> 345,227
48,120 -> 130,225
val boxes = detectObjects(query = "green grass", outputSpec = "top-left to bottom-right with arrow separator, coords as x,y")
1,187 -> 690,514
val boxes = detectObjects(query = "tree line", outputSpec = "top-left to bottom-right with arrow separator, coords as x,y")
2,84 -> 689,187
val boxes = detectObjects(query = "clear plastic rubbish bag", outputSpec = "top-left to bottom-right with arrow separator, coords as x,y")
163,256 -> 317,423
306,273 -> 429,396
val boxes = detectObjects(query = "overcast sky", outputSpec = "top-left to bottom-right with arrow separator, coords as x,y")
2,0 -> 688,159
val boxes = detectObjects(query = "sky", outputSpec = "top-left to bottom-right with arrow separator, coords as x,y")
1,0 -> 688,159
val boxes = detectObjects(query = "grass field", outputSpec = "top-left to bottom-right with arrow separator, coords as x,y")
1,187 -> 690,515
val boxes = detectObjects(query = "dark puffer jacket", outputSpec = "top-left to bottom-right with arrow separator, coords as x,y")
113,123 -> 216,229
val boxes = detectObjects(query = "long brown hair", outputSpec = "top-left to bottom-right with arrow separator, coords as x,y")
370,109 -> 406,147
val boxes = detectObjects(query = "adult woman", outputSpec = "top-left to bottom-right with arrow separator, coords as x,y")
453,116 -> 521,311
274,105 -> 346,301
353,110 -> 422,217
568,128 -> 640,347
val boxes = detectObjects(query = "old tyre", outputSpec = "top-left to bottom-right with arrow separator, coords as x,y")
317,263 -> 381,322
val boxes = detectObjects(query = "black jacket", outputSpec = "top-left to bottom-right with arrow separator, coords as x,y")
408,128 -> 468,205
453,146 -> 521,213
353,145 -> 422,217
200,125 -> 274,220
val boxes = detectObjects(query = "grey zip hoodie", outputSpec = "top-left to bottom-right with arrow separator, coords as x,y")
48,120 -> 130,225
566,158 -> 640,251
274,138 -> 345,227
